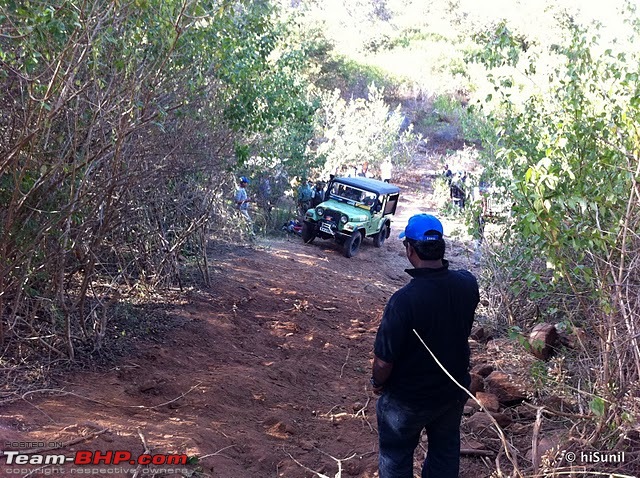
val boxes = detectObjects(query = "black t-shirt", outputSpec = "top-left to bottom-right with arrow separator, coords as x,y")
374,261 -> 479,407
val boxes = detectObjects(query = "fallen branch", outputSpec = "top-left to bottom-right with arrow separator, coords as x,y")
20,396 -> 56,424
531,406 -> 545,472
522,401 -> 590,420
14,382 -> 202,409
460,448 -> 495,457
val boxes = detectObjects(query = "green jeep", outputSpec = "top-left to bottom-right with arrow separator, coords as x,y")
302,176 -> 400,257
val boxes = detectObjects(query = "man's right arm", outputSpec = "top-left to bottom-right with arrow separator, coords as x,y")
371,354 -> 393,395
372,294 -> 407,394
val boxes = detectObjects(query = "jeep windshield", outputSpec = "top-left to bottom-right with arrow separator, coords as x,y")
328,182 -> 377,207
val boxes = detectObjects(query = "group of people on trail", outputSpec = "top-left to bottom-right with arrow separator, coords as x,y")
234,175 -> 325,223
233,158 -> 396,222
296,179 -> 325,216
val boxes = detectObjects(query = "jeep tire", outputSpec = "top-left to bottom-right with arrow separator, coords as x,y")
302,221 -> 316,244
343,230 -> 362,258
373,221 -> 389,248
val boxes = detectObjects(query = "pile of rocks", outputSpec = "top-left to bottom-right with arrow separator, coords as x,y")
459,323 -> 580,465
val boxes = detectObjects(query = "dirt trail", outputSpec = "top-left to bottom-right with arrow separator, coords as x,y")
0,156 -> 490,477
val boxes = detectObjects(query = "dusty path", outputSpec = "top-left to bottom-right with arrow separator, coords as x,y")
0,158 -> 489,478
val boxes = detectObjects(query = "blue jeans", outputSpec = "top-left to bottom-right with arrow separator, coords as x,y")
376,392 -> 465,478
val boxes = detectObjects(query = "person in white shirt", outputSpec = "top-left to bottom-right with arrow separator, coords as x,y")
380,158 -> 392,183
235,176 -> 252,221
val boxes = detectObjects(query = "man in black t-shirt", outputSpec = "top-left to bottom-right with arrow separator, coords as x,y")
371,213 -> 479,478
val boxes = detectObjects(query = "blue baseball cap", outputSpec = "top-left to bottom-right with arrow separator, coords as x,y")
239,176 -> 250,184
399,214 -> 444,241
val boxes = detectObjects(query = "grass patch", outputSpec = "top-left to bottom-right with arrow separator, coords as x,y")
315,54 -> 400,98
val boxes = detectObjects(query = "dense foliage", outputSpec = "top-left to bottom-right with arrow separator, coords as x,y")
0,0 -> 419,367
0,0 -> 318,362
314,85 -> 416,178
470,10 -> 640,457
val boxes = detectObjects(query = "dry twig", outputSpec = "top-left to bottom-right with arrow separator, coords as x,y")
14,382 -> 201,409
531,406 -> 545,472
198,444 -> 238,460
354,395 -> 374,432
340,348 -> 351,378
131,428 -> 151,478
287,448 -> 357,478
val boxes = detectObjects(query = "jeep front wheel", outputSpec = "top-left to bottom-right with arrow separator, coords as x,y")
343,230 -> 362,258
373,222 -> 389,248
302,222 -> 316,244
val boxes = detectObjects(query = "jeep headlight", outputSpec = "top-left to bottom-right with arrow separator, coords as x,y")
340,214 -> 348,224
316,206 -> 325,216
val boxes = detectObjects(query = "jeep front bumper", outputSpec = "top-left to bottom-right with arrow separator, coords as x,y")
305,220 -> 355,240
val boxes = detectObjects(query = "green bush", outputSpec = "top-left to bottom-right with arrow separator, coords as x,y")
472,12 -> 640,450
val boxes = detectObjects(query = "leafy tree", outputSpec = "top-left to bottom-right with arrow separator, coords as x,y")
0,0 -> 317,362
312,84 -> 417,178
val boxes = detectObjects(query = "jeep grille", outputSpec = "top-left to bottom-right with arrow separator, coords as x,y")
321,208 -> 341,227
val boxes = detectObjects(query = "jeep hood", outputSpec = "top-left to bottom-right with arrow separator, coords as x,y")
317,199 -> 371,221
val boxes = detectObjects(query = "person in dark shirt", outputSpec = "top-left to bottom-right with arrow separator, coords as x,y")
297,179 -> 313,216
371,213 -> 479,478
311,181 -> 325,208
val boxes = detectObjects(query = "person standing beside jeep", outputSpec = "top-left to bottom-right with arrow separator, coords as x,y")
371,214 -> 479,478
380,158 -> 392,183
311,181 -> 325,208
297,179 -> 313,216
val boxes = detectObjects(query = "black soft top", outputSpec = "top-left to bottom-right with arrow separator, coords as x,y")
332,176 -> 400,195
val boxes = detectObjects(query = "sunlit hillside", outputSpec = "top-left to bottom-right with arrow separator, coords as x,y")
289,0 -> 638,100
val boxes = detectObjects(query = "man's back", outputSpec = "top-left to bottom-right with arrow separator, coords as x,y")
374,262 -> 479,406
